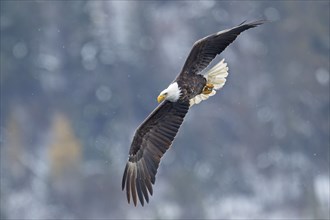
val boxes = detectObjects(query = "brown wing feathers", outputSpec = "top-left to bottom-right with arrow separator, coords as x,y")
122,101 -> 189,206
181,20 -> 265,75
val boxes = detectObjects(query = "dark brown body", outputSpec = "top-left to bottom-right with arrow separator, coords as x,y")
176,74 -> 206,101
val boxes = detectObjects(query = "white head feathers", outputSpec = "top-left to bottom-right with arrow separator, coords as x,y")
159,82 -> 181,102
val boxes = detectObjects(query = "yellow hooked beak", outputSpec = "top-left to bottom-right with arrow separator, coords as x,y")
157,94 -> 166,103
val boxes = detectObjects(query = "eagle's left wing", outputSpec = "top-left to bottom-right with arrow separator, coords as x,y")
180,20 -> 265,76
122,100 -> 190,206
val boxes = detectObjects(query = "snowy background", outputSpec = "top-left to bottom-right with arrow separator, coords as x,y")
1,1 -> 329,219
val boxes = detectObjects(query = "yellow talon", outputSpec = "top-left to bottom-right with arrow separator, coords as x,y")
202,83 -> 214,95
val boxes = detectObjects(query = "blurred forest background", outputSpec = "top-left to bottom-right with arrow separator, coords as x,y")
1,1 -> 329,219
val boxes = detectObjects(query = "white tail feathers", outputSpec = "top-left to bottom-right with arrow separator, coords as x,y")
206,59 -> 229,89
190,59 -> 229,106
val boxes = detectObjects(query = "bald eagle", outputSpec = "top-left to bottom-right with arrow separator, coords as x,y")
122,20 -> 265,206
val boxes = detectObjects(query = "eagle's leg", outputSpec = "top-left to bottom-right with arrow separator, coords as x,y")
202,83 -> 214,95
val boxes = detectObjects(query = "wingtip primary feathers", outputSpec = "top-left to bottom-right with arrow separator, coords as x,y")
229,19 -> 267,34
122,160 -> 151,207
244,19 -> 269,27
127,154 -> 157,207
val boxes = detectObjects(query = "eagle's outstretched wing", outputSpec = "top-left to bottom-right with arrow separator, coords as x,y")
122,100 -> 190,206
180,20 -> 265,75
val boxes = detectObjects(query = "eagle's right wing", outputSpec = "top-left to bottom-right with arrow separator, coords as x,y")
122,100 -> 190,206
180,20 -> 265,76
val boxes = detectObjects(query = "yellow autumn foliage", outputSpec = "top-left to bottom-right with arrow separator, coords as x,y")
5,112 -> 24,179
48,113 -> 82,179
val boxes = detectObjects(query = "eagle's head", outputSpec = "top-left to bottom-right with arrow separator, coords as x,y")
157,82 -> 181,103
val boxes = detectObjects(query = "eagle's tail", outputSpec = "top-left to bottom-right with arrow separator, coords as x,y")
205,58 -> 229,89
190,59 -> 229,106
